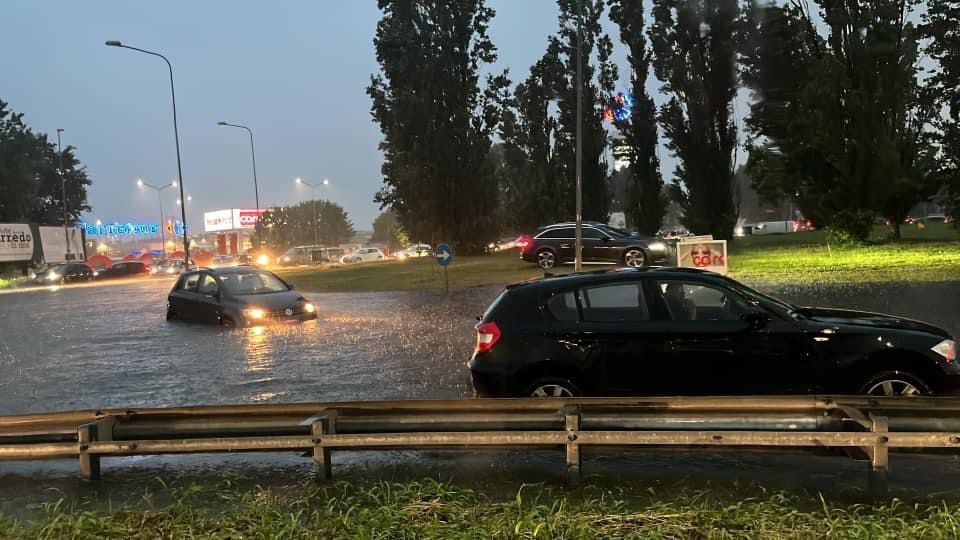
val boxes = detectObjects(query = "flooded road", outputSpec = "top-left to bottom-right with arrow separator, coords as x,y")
1,277 -> 960,509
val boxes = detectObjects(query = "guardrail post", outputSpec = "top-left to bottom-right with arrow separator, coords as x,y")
868,414 -> 889,496
564,406 -> 581,485
78,417 -> 114,481
312,412 -> 336,480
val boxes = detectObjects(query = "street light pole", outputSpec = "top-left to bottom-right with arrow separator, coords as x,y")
106,40 -> 189,266
56,128 -> 72,260
217,121 -> 261,247
574,0 -> 584,272
295,177 -> 329,246
137,178 -> 177,258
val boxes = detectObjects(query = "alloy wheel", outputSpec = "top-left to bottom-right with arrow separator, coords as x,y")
538,251 -> 556,269
866,379 -> 921,396
624,249 -> 645,268
530,384 -> 574,398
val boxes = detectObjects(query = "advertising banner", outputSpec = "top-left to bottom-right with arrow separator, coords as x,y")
676,238 -> 728,275
233,208 -> 265,229
0,224 -> 34,262
38,226 -> 83,263
204,210 -> 234,233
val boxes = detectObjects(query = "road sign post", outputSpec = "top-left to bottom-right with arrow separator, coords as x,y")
434,243 -> 453,294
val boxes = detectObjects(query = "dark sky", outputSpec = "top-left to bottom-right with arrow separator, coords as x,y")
4,1 -> 730,232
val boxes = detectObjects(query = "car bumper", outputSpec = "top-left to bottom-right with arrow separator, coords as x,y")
240,311 -> 318,327
469,356 -> 519,397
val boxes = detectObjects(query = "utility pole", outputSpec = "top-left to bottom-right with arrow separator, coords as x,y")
574,0 -> 584,272
57,128 -> 72,260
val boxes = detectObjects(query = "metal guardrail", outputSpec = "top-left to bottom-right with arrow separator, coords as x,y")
4,396 -> 960,492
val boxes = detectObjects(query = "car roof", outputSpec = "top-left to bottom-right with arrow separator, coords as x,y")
505,266 -> 725,292
204,265 -> 270,275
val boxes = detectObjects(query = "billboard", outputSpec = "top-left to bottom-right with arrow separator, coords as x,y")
676,238 -> 728,275
233,208 -> 264,229
204,210 -> 234,233
38,226 -> 83,263
0,223 -> 34,262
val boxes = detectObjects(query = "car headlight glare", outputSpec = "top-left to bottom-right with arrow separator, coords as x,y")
256,255 -> 270,266
47,272 -> 60,281
304,302 -> 315,313
932,339 -> 956,364
245,308 -> 266,320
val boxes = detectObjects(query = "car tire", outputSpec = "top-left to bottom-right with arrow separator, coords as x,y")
537,249 -> 557,269
859,370 -> 932,396
524,376 -> 581,398
623,248 -> 646,268
221,316 -> 237,328
165,308 -> 176,321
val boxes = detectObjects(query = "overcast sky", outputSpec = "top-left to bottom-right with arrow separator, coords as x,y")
4,1 -> 726,231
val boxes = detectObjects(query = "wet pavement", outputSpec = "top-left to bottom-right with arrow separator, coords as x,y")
1,277 -> 960,510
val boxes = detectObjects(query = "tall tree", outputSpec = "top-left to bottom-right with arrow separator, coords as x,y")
370,210 -> 408,252
609,0 -> 664,235
368,0 -> 509,253
743,0 -> 937,240
649,0 -> 742,239
254,200 -> 354,251
0,100 -> 91,224
549,0 -> 617,222
923,0 -> 960,223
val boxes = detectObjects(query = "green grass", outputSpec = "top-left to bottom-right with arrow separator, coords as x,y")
4,479 -> 960,539
276,224 -> 959,293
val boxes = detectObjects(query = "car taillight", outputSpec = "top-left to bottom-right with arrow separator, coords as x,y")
516,235 -> 533,253
475,321 -> 501,353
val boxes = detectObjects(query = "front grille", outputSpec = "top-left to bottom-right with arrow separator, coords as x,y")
268,306 -> 305,317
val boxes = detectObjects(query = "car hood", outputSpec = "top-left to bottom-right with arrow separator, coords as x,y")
231,290 -> 307,309
800,307 -> 950,338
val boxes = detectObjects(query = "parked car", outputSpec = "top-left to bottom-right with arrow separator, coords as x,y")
212,255 -> 237,268
30,263 -> 97,285
277,245 -> 334,266
516,222 -> 672,269
469,267 -> 957,398
96,261 -> 151,279
166,266 -> 317,327
395,244 -> 433,259
154,259 -> 196,275
340,247 -> 386,264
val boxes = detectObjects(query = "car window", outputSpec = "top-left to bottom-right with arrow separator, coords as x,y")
654,280 -> 752,322
179,273 -> 200,292
221,270 -> 290,294
579,282 -> 648,322
546,291 -> 579,321
197,274 -> 219,296
537,227 -> 574,239
582,227 -> 607,240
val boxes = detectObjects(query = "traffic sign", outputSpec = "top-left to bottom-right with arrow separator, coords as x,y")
435,243 -> 453,267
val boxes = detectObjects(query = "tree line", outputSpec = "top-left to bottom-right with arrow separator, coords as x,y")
369,0 -> 960,251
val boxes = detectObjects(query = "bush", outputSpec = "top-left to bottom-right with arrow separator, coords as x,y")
825,209 -> 874,245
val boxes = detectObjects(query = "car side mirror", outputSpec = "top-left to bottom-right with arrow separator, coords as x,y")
741,310 -> 770,331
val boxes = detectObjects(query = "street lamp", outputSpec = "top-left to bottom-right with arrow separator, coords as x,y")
176,195 -> 192,206
217,121 -> 261,248
106,40 -> 189,266
56,128 -> 72,260
136,178 -> 177,258
295,177 -> 329,245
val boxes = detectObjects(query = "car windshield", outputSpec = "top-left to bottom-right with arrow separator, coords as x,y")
218,270 -> 289,295
722,277 -> 797,316
598,225 -> 630,238
46,265 -> 69,274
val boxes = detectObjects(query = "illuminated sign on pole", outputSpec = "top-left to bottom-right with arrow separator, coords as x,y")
79,222 -> 184,236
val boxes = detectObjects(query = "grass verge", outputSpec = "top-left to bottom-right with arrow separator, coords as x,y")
276,224 -> 959,293
3,479 -> 960,538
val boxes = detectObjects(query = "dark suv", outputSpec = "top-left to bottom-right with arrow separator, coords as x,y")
167,266 -> 317,327
516,222 -> 671,269
469,268 -> 957,398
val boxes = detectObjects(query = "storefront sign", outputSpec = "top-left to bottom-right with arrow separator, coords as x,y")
80,222 -> 161,236
204,209 -> 234,232
676,238 -> 728,275
234,208 -> 264,229
0,223 -> 34,262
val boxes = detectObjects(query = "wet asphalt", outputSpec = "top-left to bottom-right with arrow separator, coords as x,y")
1,276 -> 959,511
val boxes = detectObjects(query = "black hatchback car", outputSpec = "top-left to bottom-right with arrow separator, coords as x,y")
469,268 -> 957,398
166,266 -> 317,327
96,261 -> 151,280
516,222 -> 672,269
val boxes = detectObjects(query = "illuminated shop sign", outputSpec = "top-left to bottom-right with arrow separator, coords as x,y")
79,222 -> 185,236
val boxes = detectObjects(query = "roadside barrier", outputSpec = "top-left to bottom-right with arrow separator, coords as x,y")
4,396 -> 960,492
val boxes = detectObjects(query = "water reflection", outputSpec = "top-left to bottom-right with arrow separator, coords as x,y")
244,325 -> 274,373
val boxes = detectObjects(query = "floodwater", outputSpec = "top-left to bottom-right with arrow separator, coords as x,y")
2,277 -> 960,511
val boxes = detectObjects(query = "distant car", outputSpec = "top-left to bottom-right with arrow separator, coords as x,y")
212,255 -> 237,268
487,238 -> 517,252
277,245 -> 334,266
395,244 -> 433,259
154,259 -> 196,275
517,222 -> 672,269
166,266 -> 317,327
340,247 -> 386,264
30,263 -> 97,285
96,261 -> 151,279
469,267 -> 958,398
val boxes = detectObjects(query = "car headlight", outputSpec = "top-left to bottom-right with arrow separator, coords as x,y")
47,272 -> 60,281
29,272 -> 36,279
245,308 -> 266,320
283,256 -> 290,262
304,302 -> 315,313
932,339 -> 956,364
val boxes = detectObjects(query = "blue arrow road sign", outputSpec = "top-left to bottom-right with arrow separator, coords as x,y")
435,243 -> 453,267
